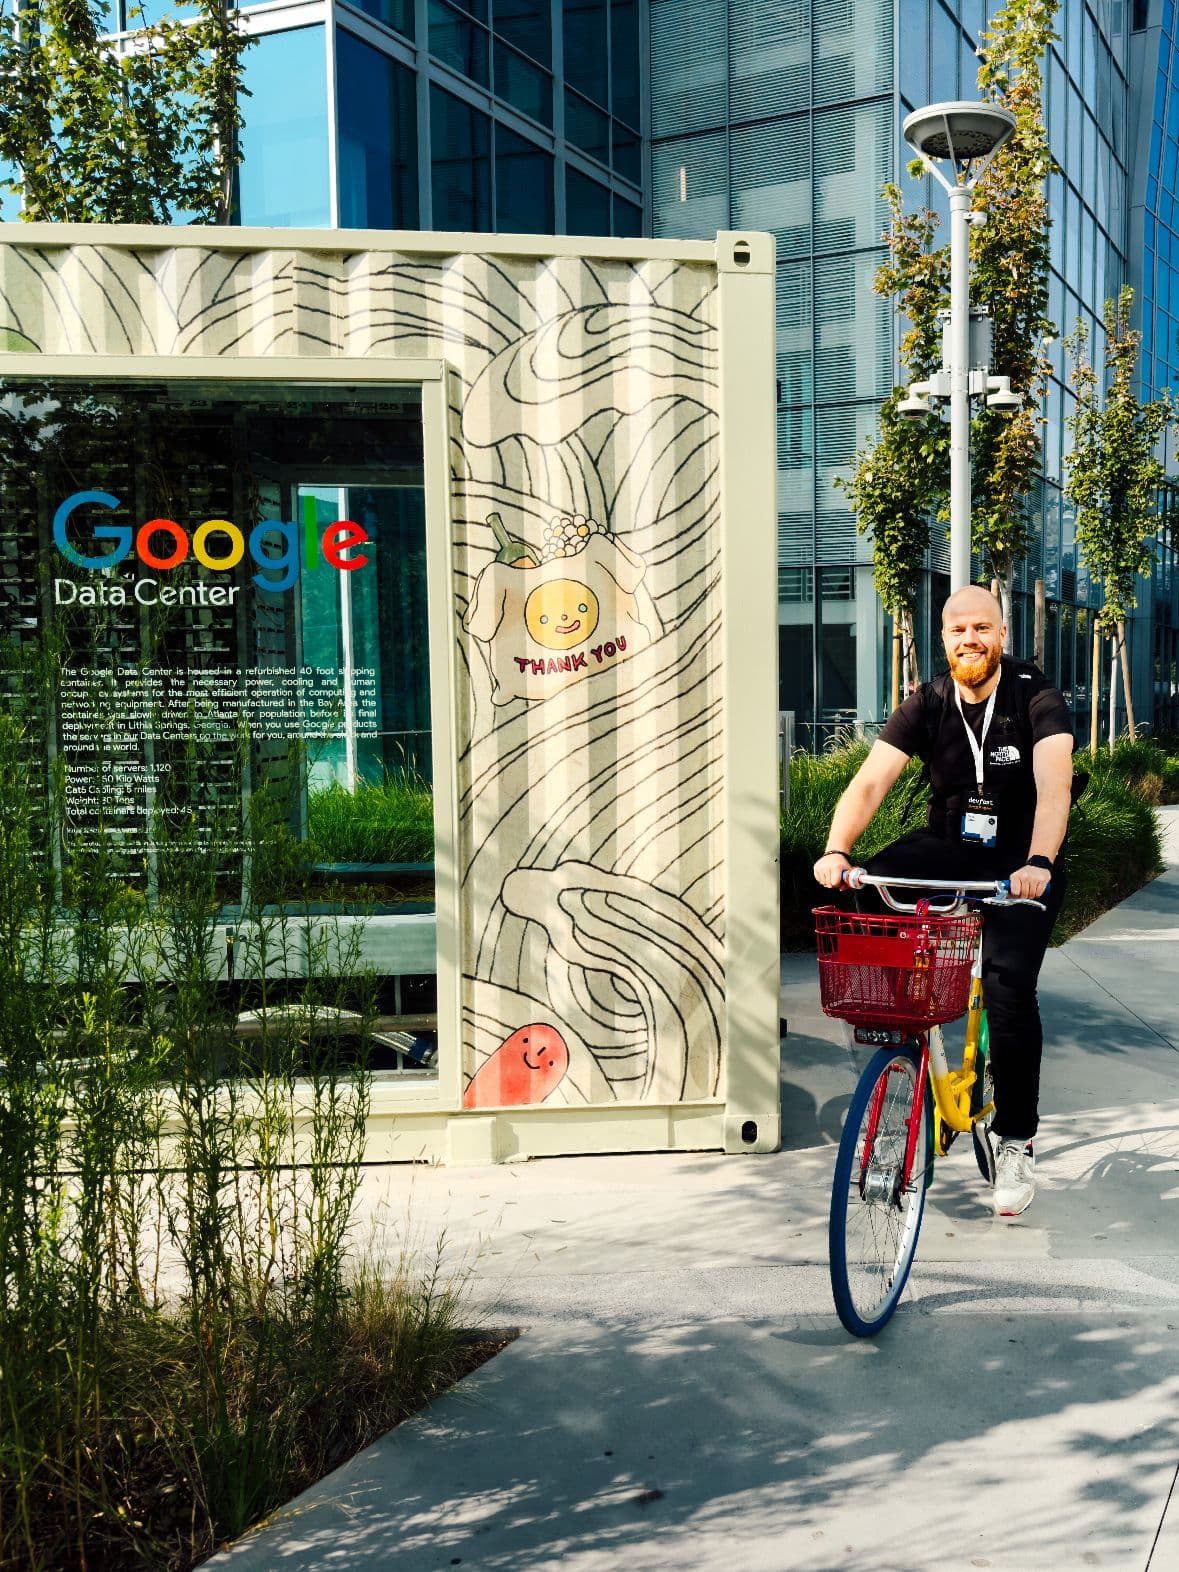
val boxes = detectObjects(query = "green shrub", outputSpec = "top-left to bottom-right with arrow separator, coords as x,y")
1077,736 -> 1179,806
781,733 -> 1163,949
1055,765 -> 1163,939
780,733 -> 928,949
306,771 -> 435,864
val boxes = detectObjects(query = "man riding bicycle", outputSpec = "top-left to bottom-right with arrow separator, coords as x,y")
813,585 -> 1075,1218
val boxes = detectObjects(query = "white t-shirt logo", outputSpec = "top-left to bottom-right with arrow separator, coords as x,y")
989,743 -> 1021,765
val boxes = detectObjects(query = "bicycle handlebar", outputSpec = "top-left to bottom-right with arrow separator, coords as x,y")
839,867 -> 1047,914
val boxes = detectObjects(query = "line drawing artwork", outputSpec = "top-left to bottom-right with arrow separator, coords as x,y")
0,242 -> 728,1112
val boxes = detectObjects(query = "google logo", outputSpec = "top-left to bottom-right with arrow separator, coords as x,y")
53,491 -> 370,593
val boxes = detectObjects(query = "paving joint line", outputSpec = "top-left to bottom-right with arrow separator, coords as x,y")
1056,947 -> 1179,1052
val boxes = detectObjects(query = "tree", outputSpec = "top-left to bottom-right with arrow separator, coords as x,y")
0,0 -> 250,224
1064,286 -> 1172,744
841,0 -> 1058,687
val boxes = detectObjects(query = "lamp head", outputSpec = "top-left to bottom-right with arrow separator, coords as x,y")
903,102 -> 1017,168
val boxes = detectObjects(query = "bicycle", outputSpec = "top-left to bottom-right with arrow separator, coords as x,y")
817,869 -> 1046,1338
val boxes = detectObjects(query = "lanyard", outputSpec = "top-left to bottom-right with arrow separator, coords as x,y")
954,682 -> 998,791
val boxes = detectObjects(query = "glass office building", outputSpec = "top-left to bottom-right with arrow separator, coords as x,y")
651,0 -> 1179,741
225,0 -> 645,237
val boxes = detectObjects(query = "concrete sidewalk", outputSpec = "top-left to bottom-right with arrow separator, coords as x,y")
213,808 -> 1179,1572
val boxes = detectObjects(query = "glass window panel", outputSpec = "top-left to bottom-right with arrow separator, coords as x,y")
731,112 -> 810,254
777,258 -> 812,404
495,124 -> 554,231
612,121 -> 640,186
1,374 -> 439,1072
239,28 -> 330,227
613,195 -> 642,236
812,252 -> 892,402
1049,52 -> 1065,159
562,0 -> 608,107
814,0 -> 891,106
430,86 -> 492,230
494,39 -> 553,125
651,130 -> 727,238
565,166 -> 611,233
899,0 -> 926,110
930,1 -> 959,97
812,99 -> 891,254
1083,110 -> 1096,196
493,0 -> 550,63
338,32 -> 418,229
731,0 -> 809,122
610,0 -> 641,129
429,0 -> 490,87
342,0 -> 414,37
566,88 -> 610,164
650,0 -> 726,138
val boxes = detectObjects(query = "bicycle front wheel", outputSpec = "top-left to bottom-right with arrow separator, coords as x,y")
829,1044 -> 932,1337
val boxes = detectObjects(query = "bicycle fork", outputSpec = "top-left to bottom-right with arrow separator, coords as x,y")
859,1041 -> 931,1205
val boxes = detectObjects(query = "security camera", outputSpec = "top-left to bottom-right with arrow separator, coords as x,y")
897,391 -> 933,421
986,377 -> 1024,411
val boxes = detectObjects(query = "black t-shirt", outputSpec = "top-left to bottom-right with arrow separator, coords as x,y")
878,657 -> 1072,861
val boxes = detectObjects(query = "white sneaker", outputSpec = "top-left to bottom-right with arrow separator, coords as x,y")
993,1140 -> 1035,1218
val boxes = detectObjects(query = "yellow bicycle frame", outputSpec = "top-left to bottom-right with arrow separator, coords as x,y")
929,958 -> 994,1154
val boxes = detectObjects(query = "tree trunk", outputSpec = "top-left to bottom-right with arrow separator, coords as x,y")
1108,629 -> 1119,751
1089,618 -> 1101,756
890,617 -> 901,712
996,571 -> 1014,651
1033,579 -> 1045,670
904,609 -> 921,690
1117,617 -> 1137,741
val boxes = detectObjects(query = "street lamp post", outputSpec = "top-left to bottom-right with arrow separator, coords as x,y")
899,102 -> 1019,592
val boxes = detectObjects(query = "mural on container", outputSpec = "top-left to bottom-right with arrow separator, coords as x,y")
0,241 -> 725,1110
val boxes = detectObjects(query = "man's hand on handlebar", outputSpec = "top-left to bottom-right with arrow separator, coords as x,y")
1008,862 -> 1052,901
813,850 -> 852,889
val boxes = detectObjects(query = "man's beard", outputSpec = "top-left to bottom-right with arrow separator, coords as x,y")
948,645 -> 1002,690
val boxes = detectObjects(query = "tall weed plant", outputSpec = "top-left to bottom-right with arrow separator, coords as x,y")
0,639 -> 467,1571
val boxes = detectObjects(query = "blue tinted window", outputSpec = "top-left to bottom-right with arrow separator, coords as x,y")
338,31 -> 418,228
494,40 -> 553,125
563,0 -> 608,106
238,29 -> 331,226
430,0 -> 490,87
612,121 -> 640,185
493,0 -> 550,64
566,88 -> 610,164
495,125 -> 554,231
565,166 -> 610,233
899,0 -> 926,110
431,86 -> 492,230
342,0 -> 414,37
930,1 -> 958,97
613,194 -> 642,237
610,0 -> 640,128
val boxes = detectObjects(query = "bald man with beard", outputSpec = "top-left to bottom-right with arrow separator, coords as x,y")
814,586 -> 1076,1218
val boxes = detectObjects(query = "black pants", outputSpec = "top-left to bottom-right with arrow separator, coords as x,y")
859,830 -> 1066,1142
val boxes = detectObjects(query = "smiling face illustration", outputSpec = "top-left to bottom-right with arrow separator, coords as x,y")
462,1024 -> 571,1108
524,579 -> 599,649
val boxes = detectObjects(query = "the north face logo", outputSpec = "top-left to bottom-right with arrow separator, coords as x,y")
990,744 -> 1021,765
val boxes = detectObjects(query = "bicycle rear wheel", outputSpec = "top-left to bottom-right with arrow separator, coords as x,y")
829,1043 -> 932,1337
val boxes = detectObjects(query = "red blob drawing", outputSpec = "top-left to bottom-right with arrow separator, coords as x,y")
463,1024 -> 570,1109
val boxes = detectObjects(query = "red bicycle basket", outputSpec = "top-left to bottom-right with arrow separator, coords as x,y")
813,907 -> 980,1029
